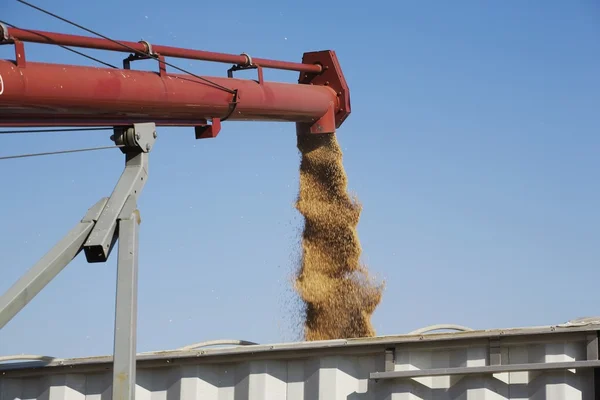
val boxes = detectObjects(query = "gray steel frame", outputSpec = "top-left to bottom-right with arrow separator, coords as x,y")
370,360 -> 600,380
0,122 -> 156,400
371,332 -> 600,383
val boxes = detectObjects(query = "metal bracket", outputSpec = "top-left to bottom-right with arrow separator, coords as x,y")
138,40 -> 156,57
112,122 -> 157,153
227,57 -> 264,85
13,40 -> 26,68
123,44 -> 166,77
84,123 -> 155,262
0,22 -> 9,42
0,34 -> 27,67
0,122 -> 156,400
195,118 -> 222,139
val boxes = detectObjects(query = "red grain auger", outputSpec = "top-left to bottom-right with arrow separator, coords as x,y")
0,24 -> 350,135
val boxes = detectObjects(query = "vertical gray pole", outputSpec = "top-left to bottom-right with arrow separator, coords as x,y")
112,196 -> 140,400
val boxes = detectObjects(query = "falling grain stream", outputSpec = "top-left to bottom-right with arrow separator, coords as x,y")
294,132 -> 384,341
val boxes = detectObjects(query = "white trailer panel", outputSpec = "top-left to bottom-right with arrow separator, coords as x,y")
1,320 -> 599,399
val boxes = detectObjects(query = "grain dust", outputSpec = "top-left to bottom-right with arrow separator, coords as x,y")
294,132 -> 383,341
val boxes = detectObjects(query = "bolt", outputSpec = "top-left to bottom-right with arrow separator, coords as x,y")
110,134 -> 115,141
153,131 -> 157,139
136,133 -> 141,140
146,143 -> 151,151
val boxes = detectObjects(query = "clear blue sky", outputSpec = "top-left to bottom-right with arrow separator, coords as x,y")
0,0 -> 598,359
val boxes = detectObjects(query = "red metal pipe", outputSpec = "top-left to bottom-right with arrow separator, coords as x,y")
0,60 -> 338,130
4,27 -> 323,74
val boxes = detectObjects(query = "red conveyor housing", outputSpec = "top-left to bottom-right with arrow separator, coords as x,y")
0,25 -> 351,136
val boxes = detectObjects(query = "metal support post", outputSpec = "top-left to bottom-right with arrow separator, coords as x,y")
112,196 -> 140,400
0,122 -> 157,400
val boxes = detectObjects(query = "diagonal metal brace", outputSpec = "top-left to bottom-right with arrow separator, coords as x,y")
0,198 -> 107,329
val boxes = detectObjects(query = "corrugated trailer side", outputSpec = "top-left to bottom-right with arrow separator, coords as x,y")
1,320 -> 599,399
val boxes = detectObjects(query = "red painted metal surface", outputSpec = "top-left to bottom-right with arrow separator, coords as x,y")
0,26 -> 350,132
0,60 -> 338,129
4,27 -> 323,74
299,51 -> 351,129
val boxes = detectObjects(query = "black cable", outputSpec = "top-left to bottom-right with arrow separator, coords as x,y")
0,127 -> 111,134
0,145 -> 123,160
0,19 -> 118,69
220,89 -> 239,122
17,0 -> 237,95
